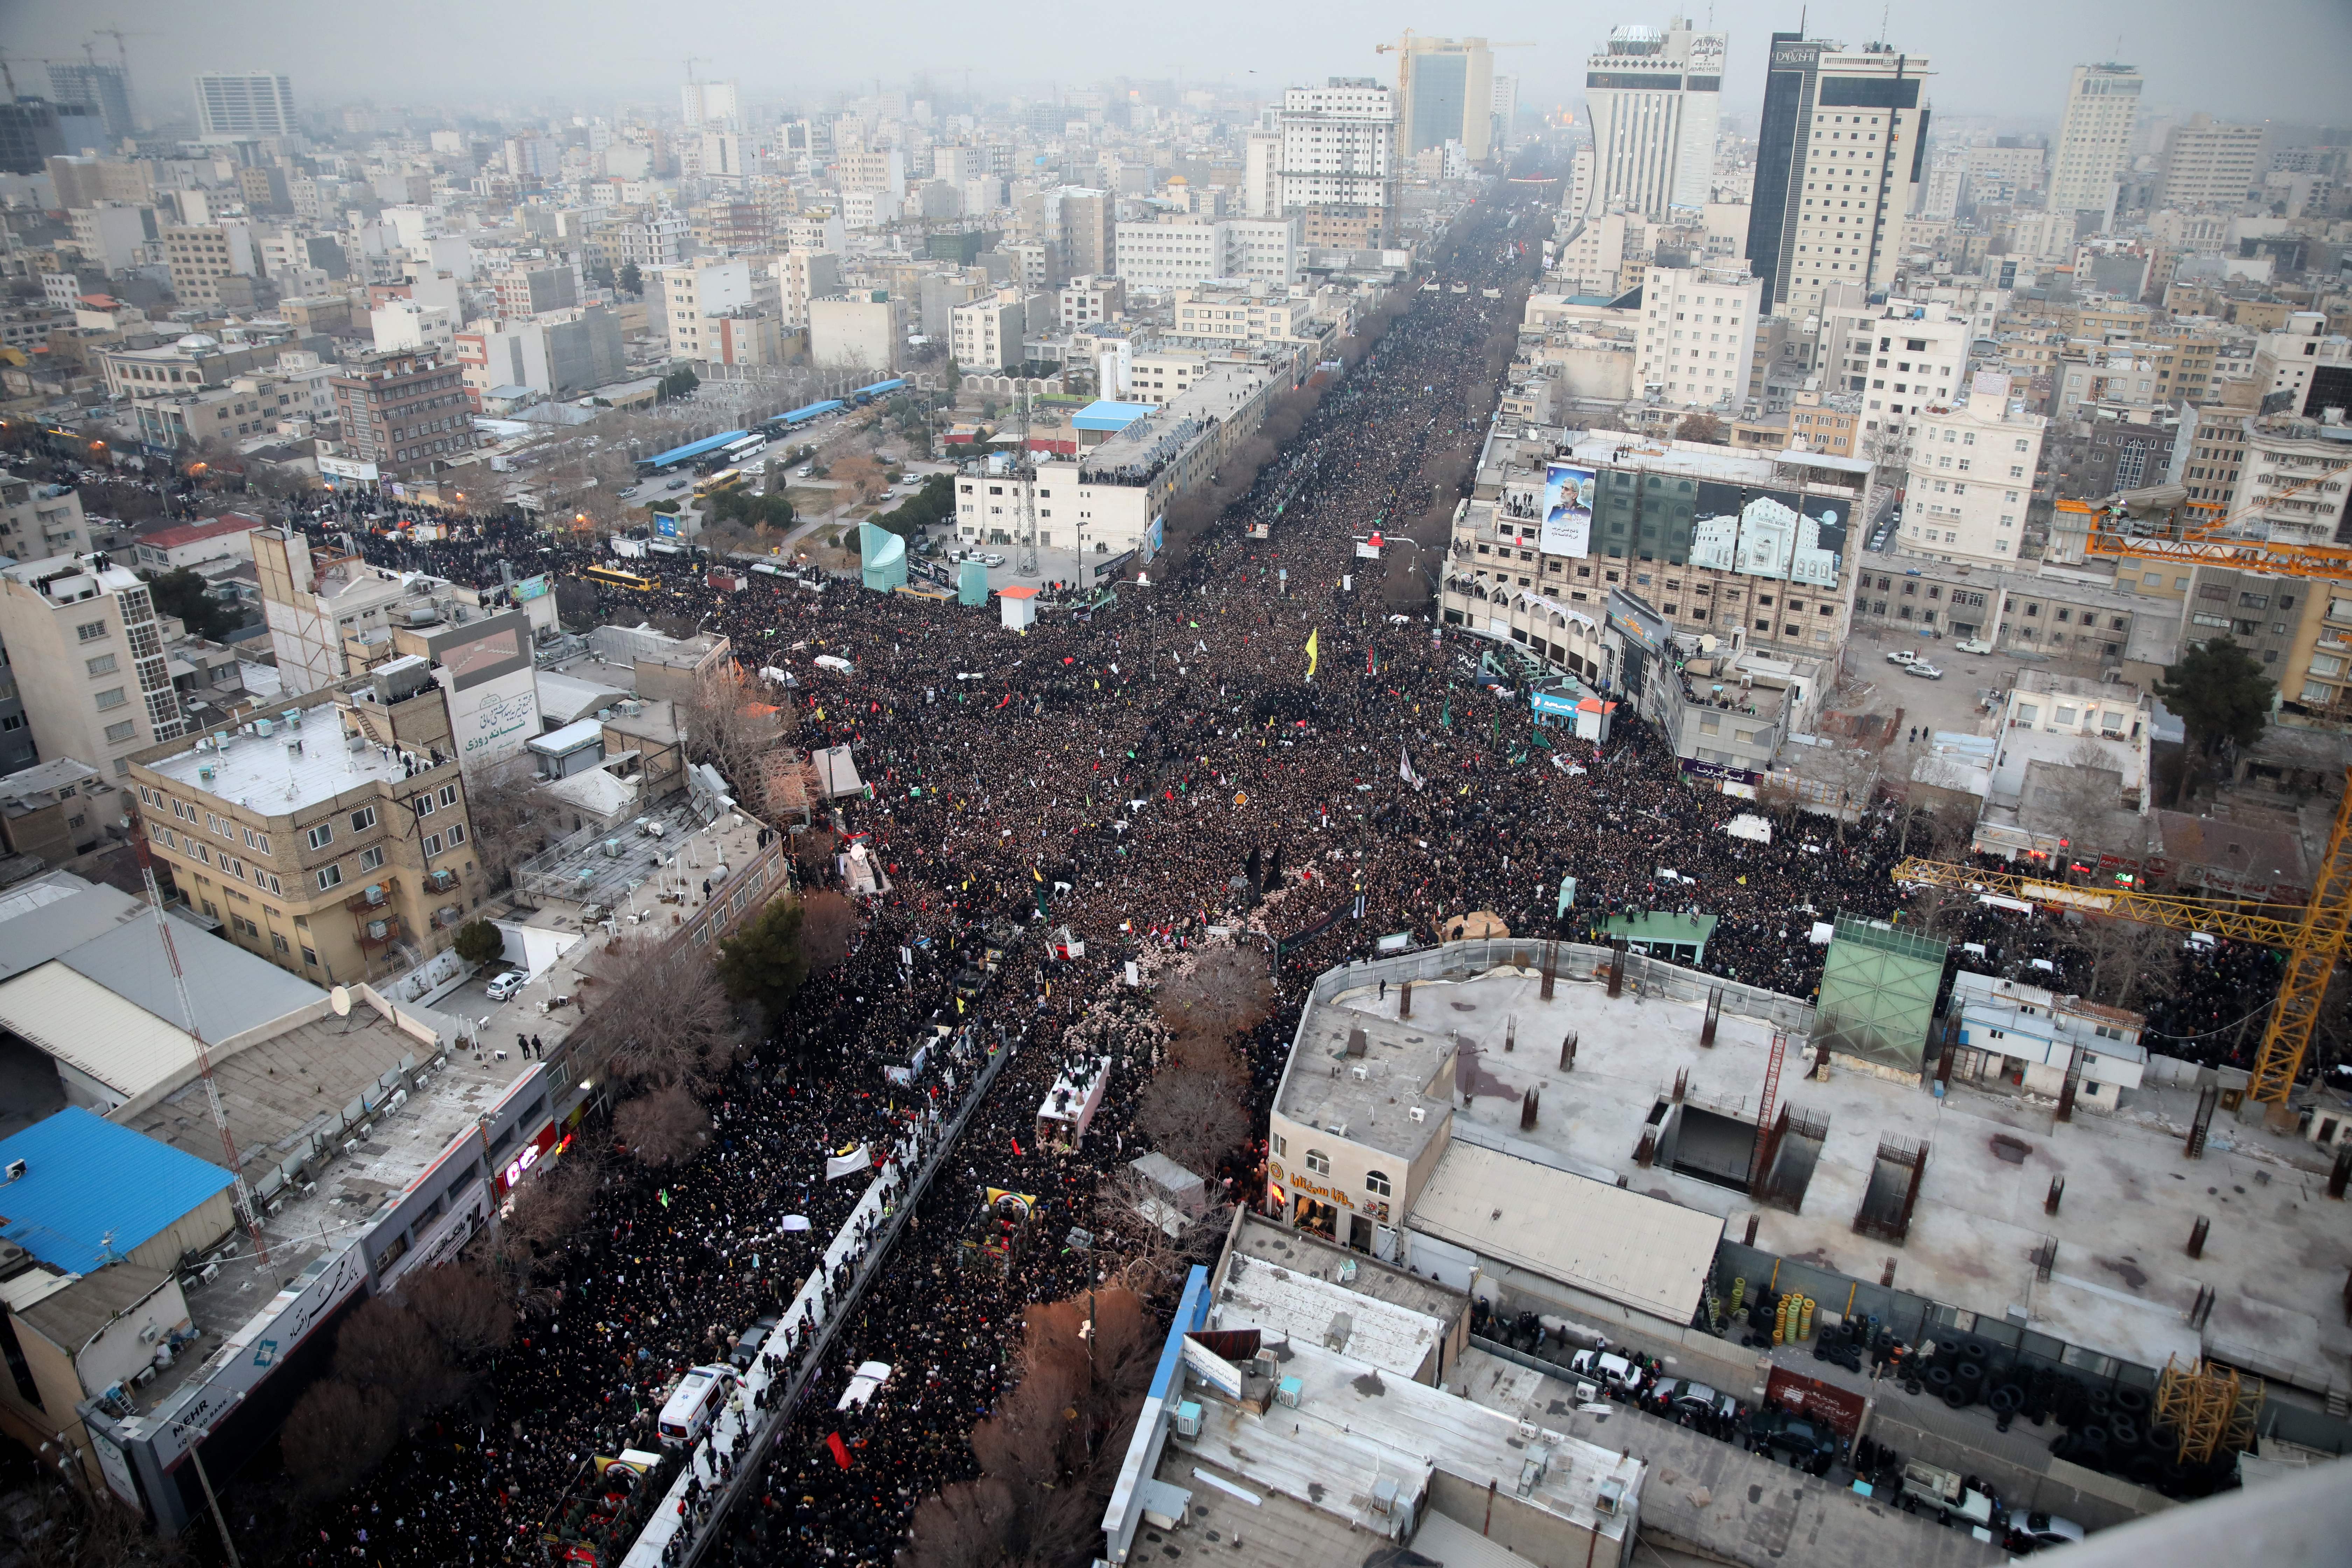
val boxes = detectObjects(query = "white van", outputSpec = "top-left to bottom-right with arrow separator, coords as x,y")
836,1360 -> 894,1414
658,1364 -> 737,1447
1569,1348 -> 1638,1393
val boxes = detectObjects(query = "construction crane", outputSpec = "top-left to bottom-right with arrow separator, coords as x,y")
2068,457 -> 2352,581
91,24 -> 153,73
1890,763 -> 2352,1106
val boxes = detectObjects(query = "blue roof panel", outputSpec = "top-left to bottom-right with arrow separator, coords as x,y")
0,1107 -> 233,1273
1073,400 -> 1158,433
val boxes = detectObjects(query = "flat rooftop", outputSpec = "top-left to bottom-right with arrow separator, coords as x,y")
1559,428 -> 1873,486
1172,1336 -> 1640,1547
1207,1248 -> 1445,1381
145,699 -> 414,816
512,792 -> 771,922
1305,960 -> 2352,1396
116,995 -> 540,1418
1231,1211 -> 1467,1328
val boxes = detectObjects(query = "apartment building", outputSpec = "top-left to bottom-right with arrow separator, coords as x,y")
192,72 -> 296,140
2226,415 -> 2352,548
1113,217 -> 1226,293
493,262 -> 579,317
1057,275 -> 1126,330
1822,300 -> 1970,455
1271,78 -> 1399,241
777,249 -> 842,328
1170,282 -> 1317,347
329,351 -> 471,476
0,474 -> 91,566
1636,265 -> 1763,409
1581,19 -> 1728,220
650,258 -> 752,360
950,289 -> 1041,372
2170,401 -> 2256,507
1897,371 -> 2046,563
1748,40 -> 1931,313
2253,313 -> 2352,419
0,554 -> 185,778
2157,116 -> 2266,211
2048,63 -> 2142,221
128,666 -> 484,983
161,224 -> 254,307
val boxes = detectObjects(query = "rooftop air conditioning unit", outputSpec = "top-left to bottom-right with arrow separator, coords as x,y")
1173,1400 -> 1203,1439
1408,1106 -> 1427,1123
364,884 -> 385,905
602,838 -> 624,858
366,919 -> 388,941
254,718 -> 274,738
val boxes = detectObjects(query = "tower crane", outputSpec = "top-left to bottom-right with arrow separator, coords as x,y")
1889,762 -> 2352,1106
2067,457 -> 2352,581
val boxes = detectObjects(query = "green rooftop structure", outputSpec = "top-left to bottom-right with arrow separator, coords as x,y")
1811,913 -> 1950,1078
1598,911 -> 1717,964
859,520 -> 907,593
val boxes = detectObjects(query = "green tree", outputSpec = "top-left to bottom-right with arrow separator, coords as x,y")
871,473 -> 955,539
140,566 -> 238,639
716,896 -> 810,1020
2153,637 -> 2273,803
658,366 -> 700,401
453,918 -> 504,967
706,485 -> 795,531
618,261 -> 642,296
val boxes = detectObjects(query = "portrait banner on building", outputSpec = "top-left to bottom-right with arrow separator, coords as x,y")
1540,463 -> 1595,556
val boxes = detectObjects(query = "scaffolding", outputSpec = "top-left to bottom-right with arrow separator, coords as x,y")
2152,1354 -> 2262,1466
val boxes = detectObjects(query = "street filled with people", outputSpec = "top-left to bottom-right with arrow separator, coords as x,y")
215,187 -> 2300,1568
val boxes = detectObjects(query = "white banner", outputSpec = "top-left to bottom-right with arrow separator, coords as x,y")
824,1143 -> 872,1181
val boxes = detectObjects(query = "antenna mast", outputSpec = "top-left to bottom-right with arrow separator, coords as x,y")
135,839 -> 270,1264
1017,388 -> 1038,578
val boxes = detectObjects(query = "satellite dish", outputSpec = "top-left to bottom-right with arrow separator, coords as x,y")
330,986 -> 352,1017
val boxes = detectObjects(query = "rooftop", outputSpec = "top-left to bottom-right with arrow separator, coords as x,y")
1207,1248 -> 1446,1382
138,513 -> 266,551
1296,954 -> 2352,1396
0,758 -> 104,810
143,698 -> 430,817
1558,428 -> 1875,485
0,1107 -> 234,1274
1230,1211 -> 1466,1328
511,792 -> 769,921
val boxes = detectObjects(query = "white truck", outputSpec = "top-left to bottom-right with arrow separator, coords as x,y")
1898,1459 -> 1995,1533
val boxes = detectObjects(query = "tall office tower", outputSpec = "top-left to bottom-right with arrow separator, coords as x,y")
1744,39 -> 1930,313
1393,35 -> 1497,164
681,80 -> 741,129
2157,114 -> 2267,210
46,62 -> 133,142
1274,79 -> 1398,241
1491,74 -> 1520,146
192,72 -> 296,140
2047,63 -> 2141,225
1581,18 -> 1728,219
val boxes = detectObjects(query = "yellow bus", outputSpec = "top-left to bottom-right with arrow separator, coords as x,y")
694,468 -> 744,497
584,565 -> 657,593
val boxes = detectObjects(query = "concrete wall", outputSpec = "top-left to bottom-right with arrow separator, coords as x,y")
1428,1472 -> 1628,1568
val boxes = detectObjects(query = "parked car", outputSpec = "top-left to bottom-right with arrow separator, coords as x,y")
729,1314 -> 781,1369
2007,1512 -> 2087,1552
796,464 -> 814,478
1904,662 -> 1945,679
980,552 -> 1007,567
1898,1459 -> 1995,1530
1749,1409 -> 1839,1468
1568,1348 -> 1639,1394
667,477 -> 689,491
1953,638 -> 1993,654
1654,1379 -> 1738,1423
484,969 -> 527,1001
1885,648 -> 1918,666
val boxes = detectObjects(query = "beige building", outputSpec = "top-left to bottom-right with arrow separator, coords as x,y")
949,288 -> 1037,372
807,290 -> 897,372
160,224 -> 253,307
0,554 -> 187,778
1898,371 -> 2046,564
2156,115 -> 2266,211
129,666 -> 486,983
0,473 -> 91,565
2047,63 -> 2141,220
252,528 -> 419,698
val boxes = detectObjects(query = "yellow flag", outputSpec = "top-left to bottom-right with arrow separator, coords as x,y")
1304,628 -> 1320,680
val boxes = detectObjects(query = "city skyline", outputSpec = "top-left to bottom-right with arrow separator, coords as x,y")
4,0 -> 2347,127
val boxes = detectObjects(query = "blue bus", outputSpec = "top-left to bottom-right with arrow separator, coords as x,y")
849,379 -> 908,406
635,429 -> 751,477
768,400 -> 846,432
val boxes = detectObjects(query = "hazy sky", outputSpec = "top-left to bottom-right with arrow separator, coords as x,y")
7,0 -> 2346,129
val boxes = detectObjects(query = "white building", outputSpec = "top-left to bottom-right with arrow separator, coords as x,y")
807,292 -> 896,372
1636,264 -> 1762,409
1898,370 -> 2044,564
2157,115 -> 2266,211
1273,78 -> 1398,225
192,72 -> 296,140
2252,312 -> 2352,418
1948,972 -> 2147,1107
1114,218 -> 1224,292
2226,416 -> 2352,549
369,300 -> 455,355
2047,63 -> 2141,223
949,289 -> 1037,372
1823,299 -> 1971,456
1774,44 -> 1932,313
650,258 -> 751,359
776,248 -> 841,328
1581,19 -> 1728,221
680,79 -> 740,129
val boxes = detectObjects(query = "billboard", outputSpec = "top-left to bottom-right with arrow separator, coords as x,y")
1145,513 -> 1164,562
422,611 -> 540,770
1686,483 -> 1848,589
1540,463 -> 1595,556
511,574 -> 550,601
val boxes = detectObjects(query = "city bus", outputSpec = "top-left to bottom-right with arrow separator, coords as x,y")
584,565 -> 658,593
718,434 -> 766,465
693,468 -> 744,497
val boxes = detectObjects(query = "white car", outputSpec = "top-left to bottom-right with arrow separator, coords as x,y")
1953,638 -> 1993,654
1885,648 -> 1917,666
981,552 -> 1007,567
484,969 -> 526,1001
837,1360 -> 894,1413
795,464 -> 813,478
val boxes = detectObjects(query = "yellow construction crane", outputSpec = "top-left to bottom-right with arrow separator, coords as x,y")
1890,763 -> 2352,1105
2069,457 -> 2352,581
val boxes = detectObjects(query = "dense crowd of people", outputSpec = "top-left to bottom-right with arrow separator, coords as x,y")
229,189 -> 2295,1568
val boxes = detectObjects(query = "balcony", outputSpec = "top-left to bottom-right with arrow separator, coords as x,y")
344,876 -> 399,918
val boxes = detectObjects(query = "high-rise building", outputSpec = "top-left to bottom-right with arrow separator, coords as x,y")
45,63 -> 133,143
1581,19 -> 1727,220
2046,63 -> 2141,223
1899,371 -> 2045,564
2156,115 -> 2266,211
1744,39 -> 1931,313
192,72 -> 296,140
681,80 -> 740,129
1393,35 -> 1497,165
0,554 -> 185,778
1635,263 -> 1764,408
1272,79 -> 1398,243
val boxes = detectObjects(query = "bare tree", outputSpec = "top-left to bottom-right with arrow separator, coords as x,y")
278,1379 -> 400,1500
572,935 -> 738,1088
1153,946 -> 1274,1051
464,755 -> 564,889
496,1150 -> 603,1286
2061,917 -> 2180,1013
800,889 -> 858,972
679,662 -> 793,798
1135,1039 -> 1250,1180
614,1084 -> 713,1167
901,1477 -> 1018,1568
330,1294 -> 469,1429
1094,1165 -> 1233,1300
397,1258 -> 516,1364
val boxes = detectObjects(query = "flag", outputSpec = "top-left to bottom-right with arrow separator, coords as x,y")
826,1432 -> 853,1469
1399,747 -> 1423,791
1304,629 -> 1319,681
